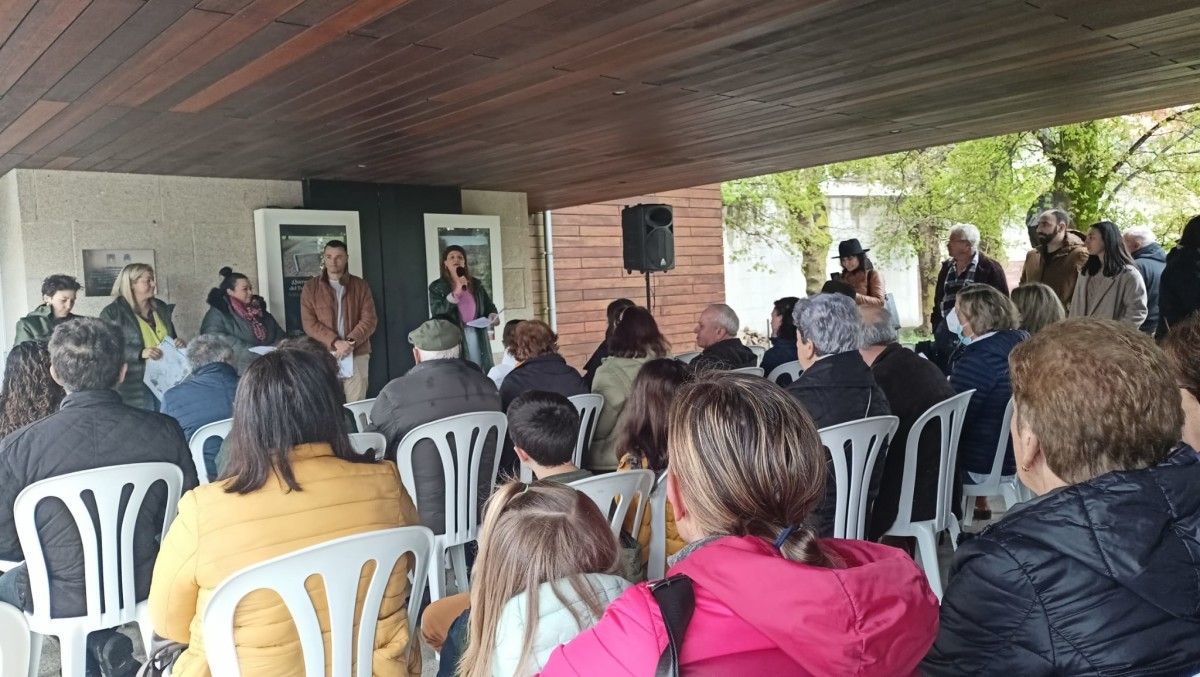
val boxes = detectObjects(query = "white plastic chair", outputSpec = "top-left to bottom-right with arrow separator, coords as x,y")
569,470 -> 655,538
15,463 -> 184,677
729,366 -> 764,377
766,360 -> 802,385
962,398 -> 1024,527
674,351 -> 701,364
818,416 -> 899,540
646,473 -> 670,580
883,390 -> 975,600
188,417 -> 233,485
0,601 -> 30,677
394,411 -> 507,600
748,344 -> 766,365
520,394 -> 607,483
203,526 -> 435,677
348,432 -> 388,461
344,398 -> 377,433
568,393 -> 605,469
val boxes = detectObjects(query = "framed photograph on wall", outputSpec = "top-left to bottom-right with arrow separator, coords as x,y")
254,209 -> 362,333
82,249 -> 156,296
424,213 -> 504,352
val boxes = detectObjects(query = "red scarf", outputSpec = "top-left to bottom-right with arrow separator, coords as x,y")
229,295 -> 267,342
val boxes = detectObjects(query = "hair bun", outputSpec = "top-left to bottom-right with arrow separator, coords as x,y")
218,266 -> 233,278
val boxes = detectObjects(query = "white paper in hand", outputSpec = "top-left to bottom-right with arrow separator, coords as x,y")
248,346 -> 276,356
336,354 -> 354,379
144,339 -> 190,400
465,316 -> 493,329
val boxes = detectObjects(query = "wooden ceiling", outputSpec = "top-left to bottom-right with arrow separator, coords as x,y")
1,0 -> 1200,210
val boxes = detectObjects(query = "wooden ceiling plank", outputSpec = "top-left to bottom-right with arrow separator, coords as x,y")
111,0 -> 308,108
0,99 -> 68,154
172,0 -> 420,113
0,0 -> 90,95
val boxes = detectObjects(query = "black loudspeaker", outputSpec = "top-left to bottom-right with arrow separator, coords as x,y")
622,203 -> 674,273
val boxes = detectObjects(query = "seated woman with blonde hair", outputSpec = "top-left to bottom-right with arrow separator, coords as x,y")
926,319 -> 1200,674
1010,282 -> 1065,335
542,374 -> 939,674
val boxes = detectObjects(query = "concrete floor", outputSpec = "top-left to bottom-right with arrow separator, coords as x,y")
33,499 -> 1004,675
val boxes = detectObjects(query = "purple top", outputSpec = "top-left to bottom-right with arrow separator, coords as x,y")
456,287 -> 477,325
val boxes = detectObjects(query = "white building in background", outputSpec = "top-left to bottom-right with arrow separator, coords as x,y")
725,181 -> 1032,334
724,181 -> 924,334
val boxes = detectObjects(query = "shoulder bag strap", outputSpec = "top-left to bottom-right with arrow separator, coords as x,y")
649,573 -> 695,677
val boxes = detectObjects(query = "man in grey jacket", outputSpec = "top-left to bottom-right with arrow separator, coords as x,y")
369,319 -> 501,532
1124,227 -> 1167,334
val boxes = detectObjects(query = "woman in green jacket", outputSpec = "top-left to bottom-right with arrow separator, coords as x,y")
428,245 -> 499,370
99,263 -> 185,410
588,306 -> 670,470
200,267 -> 285,371
13,274 -> 81,345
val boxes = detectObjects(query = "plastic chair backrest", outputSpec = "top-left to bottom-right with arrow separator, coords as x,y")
14,463 -> 183,628
817,416 -> 899,539
188,418 -> 232,485
348,432 -> 388,461
0,601 -> 30,677
729,366 -> 764,377
748,345 -> 766,365
674,351 -> 701,364
646,473 -> 669,580
203,526 -> 435,677
394,412 -> 507,547
344,398 -> 377,433
894,391 -> 975,532
569,470 -> 654,537
979,397 -> 1016,484
766,360 -> 802,385
567,393 -> 605,468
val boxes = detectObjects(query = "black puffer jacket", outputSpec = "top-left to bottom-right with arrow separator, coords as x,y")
498,353 -> 586,410
1158,246 -> 1200,337
689,338 -> 757,372
785,350 -> 891,537
925,447 -> 1200,676
0,389 -> 199,616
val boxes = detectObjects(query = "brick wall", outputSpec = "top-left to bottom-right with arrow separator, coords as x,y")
541,185 -> 725,370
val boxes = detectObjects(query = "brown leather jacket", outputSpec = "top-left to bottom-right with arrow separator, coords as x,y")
1020,230 -> 1090,305
299,272 -> 378,355
843,267 -> 885,306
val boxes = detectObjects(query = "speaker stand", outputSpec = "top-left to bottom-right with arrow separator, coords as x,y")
644,271 -> 652,312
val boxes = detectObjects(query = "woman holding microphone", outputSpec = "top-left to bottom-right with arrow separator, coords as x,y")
429,245 -> 499,370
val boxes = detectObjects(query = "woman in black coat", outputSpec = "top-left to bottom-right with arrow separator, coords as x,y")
199,267 -> 285,371
1157,214 -> 1200,337
499,320 -> 586,410
924,319 -> 1200,676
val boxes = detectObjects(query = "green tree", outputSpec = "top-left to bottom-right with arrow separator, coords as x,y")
723,168 -> 830,295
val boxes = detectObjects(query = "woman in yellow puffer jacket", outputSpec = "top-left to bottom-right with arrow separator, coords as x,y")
150,347 -> 422,676
617,358 -> 690,561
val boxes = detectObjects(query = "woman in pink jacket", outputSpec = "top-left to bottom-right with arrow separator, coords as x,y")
540,373 -> 939,676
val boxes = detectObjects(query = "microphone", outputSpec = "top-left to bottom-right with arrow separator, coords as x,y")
456,266 -> 466,278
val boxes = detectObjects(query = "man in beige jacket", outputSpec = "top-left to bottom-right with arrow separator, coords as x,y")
300,240 -> 378,401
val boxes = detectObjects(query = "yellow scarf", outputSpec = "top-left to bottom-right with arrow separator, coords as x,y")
136,310 -> 168,349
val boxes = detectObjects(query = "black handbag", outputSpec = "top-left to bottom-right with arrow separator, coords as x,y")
649,573 -> 695,677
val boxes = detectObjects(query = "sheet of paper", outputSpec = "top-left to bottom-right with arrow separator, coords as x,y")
465,316 -> 493,329
337,354 -> 354,379
144,339 -> 190,400
248,345 -> 275,356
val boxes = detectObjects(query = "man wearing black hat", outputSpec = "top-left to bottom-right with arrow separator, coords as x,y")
832,239 -> 886,307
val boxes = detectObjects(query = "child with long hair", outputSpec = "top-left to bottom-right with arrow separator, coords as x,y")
0,341 -> 65,438
457,481 -> 629,676
616,358 -> 689,562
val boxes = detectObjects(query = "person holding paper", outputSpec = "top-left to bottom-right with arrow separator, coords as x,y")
300,240 -> 378,402
99,263 -> 186,411
428,245 -> 500,370
200,266 -> 285,372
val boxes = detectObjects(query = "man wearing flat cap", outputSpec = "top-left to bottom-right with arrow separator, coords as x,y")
368,319 -> 502,530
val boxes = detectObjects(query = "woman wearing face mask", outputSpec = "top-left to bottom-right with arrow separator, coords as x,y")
200,266 -> 285,370
832,239 -> 885,307
1068,221 -> 1147,327
13,274 -> 81,345
428,245 -> 499,370
948,284 -> 1028,521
